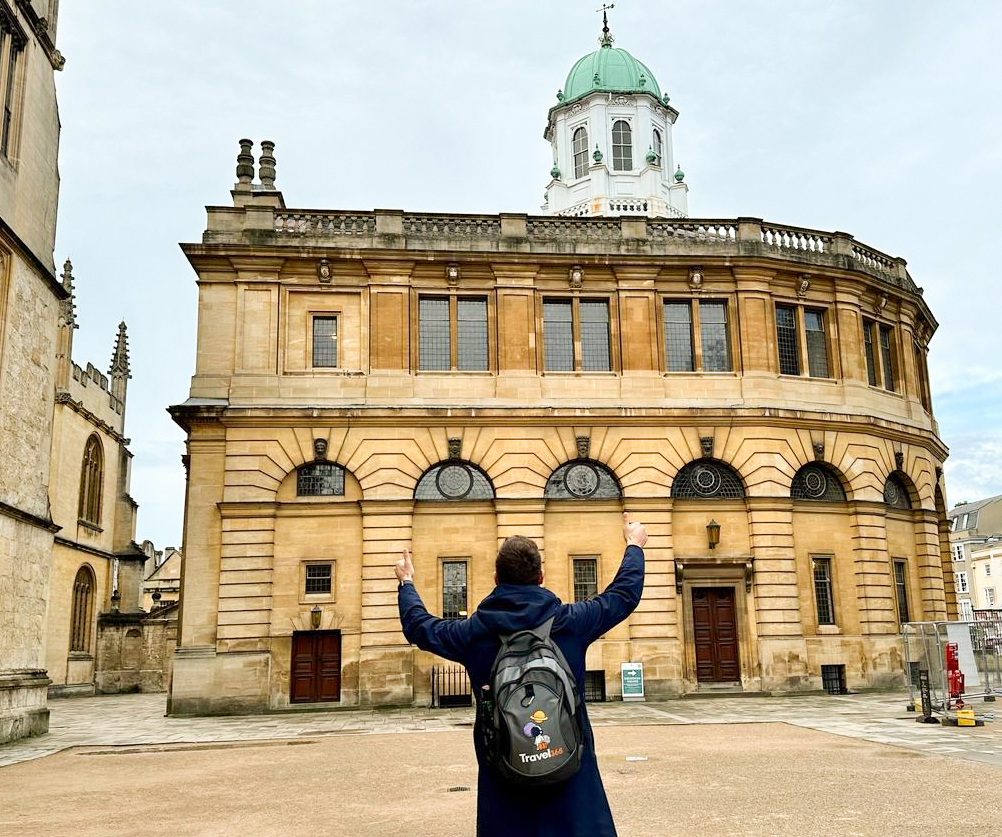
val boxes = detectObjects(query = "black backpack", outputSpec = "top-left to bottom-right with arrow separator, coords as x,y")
478,617 -> 585,786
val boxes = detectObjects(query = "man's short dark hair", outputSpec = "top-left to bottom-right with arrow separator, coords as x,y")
496,536 -> 542,585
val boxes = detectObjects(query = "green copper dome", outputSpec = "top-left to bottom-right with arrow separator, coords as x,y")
562,44 -> 662,104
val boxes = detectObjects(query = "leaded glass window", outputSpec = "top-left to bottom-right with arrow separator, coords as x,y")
573,558 -> 598,602
776,305 -> 800,376
651,128 -> 663,167
419,297 -> 450,371
791,463 -> 847,501
700,301 -> 731,372
312,316 -> 338,368
442,561 -> 468,619
458,298 -> 488,372
894,560 -> 910,624
884,473 -> 912,510
297,463 -> 346,496
612,120 -> 632,171
804,309 -> 829,378
78,435 -> 104,525
545,460 -> 621,500
863,320 -> 878,386
543,299 -> 574,372
580,300 -> 610,372
813,556 -> 836,625
70,566 -> 95,652
305,564 -> 332,595
879,325 -> 896,392
663,301 -> 694,372
572,126 -> 589,179
1,31 -> 21,158
671,459 -> 745,499
415,462 -> 495,501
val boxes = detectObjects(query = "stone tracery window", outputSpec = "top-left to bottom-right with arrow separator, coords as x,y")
791,463 -> 847,502
70,565 -> 95,653
544,460 -> 621,500
884,473 -> 913,510
297,462 -> 346,496
78,434 -> 104,525
671,459 -> 745,499
415,461 -> 494,501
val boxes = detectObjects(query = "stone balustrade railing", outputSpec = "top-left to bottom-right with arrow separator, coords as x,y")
206,206 -> 916,292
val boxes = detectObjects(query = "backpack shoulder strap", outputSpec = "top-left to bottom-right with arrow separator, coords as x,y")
533,616 -> 555,641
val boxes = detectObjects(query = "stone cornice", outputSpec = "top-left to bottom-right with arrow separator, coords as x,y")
0,499 -> 59,532
54,535 -> 147,561
55,391 -> 128,444
13,0 -> 64,69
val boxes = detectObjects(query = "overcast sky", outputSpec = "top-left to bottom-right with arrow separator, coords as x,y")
53,1 -> 1002,548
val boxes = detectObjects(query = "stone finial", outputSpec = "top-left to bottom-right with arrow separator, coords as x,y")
60,258 -> 77,329
813,441 -> 825,461
894,451 -> 904,471
109,321 -> 131,379
259,140 -> 276,189
235,138 -> 254,189
313,438 -> 328,461
575,436 -> 590,459
447,437 -> 462,459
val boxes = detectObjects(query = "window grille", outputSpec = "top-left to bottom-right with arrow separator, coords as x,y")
775,305 -> 800,375
70,566 -> 94,652
879,325 -> 896,391
699,301 -> 731,372
883,473 -> 912,510
893,560 -> 910,624
297,462 -> 346,496
791,464 -> 846,502
584,670 -> 606,702
804,309 -> 829,378
651,129 -> 663,166
543,299 -> 574,371
312,316 -> 338,367
612,120 -> 632,171
671,459 -> 745,499
415,462 -> 495,501
572,126 -> 589,179
579,300 -> 610,372
457,298 -> 489,371
862,320 -> 878,386
78,435 -> 104,525
813,557 -> 836,625
663,301 -> 694,372
442,561 -> 468,619
544,460 -> 622,500
419,297 -> 450,371
305,564 -> 332,595
821,664 -> 847,695
573,558 -> 598,602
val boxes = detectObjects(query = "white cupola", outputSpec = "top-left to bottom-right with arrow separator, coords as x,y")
543,13 -> 688,218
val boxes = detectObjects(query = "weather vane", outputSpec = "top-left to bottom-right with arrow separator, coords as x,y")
597,4 -> 615,47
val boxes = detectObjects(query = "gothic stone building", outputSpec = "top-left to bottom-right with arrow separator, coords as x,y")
168,33 -> 954,715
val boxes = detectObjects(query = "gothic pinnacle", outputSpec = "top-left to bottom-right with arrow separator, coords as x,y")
109,320 -> 131,379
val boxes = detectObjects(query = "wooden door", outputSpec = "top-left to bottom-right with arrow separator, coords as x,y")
291,630 -> 341,703
692,587 -> 740,682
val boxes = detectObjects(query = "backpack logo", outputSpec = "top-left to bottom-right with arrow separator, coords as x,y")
524,711 -> 552,751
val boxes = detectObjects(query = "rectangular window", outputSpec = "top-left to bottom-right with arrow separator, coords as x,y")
543,299 -> 574,371
893,560 -> 910,624
914,346 -> 931,411
776,305 -> 800,376
418,297 -> 451,371
967,511 -> 979,530
572,558 -> 598,603
955,572 -> 969,594
804,309 -> 830,378
457,298 -> 488,371
579,300 -> 610,372
699,301 -> 731,372
879,325 -> 896,392
863,320 -> 878,387
959,600 -> 974,621
812,556 -> 836,625
987,563 -> 992,577
663,301 -> 694,372
442,561 -> 468,620
0,28 -> 21,160
953,544 -> 965,562
986,588 -> 996,607
311,316 -> 338,368
305,563 -> 332,595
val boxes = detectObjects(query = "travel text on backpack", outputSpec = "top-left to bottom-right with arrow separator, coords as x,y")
478,617 -> 584,786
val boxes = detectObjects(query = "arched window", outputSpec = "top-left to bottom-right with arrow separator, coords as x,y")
545,459 -> 622,500
884,473 -> 913,510
78,434 -> 104,525
791,463 -> 847,502
415,461 -> 495,501
652,128 -> 663,166
297,462 -> 346,496
612,120 -> 632,171
572,126 -> 589,179
70,565 -> 95,653
671,459 -> 745,499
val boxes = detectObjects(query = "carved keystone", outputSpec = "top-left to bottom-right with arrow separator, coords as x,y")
575,436 -> 590,459
448,437 -> 462,459
700,436 -> 714,458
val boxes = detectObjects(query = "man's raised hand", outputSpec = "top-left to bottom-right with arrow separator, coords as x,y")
622,512 -> 648,548
395,548 -> 415,583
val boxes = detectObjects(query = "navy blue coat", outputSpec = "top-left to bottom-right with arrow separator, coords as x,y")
398,545 -> 645,837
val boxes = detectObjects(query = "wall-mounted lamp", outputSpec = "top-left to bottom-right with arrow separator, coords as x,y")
706,519 -> 721,550
310,604 -> 322,630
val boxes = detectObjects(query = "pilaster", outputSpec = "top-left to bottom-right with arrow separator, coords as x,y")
913,509 -> 948,621
850,501 -> 896,634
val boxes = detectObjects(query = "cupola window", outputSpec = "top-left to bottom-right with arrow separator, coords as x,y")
652,129 -> 663,167
612,120 -> 632,171
572,126 -> 589,179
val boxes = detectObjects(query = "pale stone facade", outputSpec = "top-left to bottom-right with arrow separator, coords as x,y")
0,0 -> 65,742
167,141 -> 955,715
